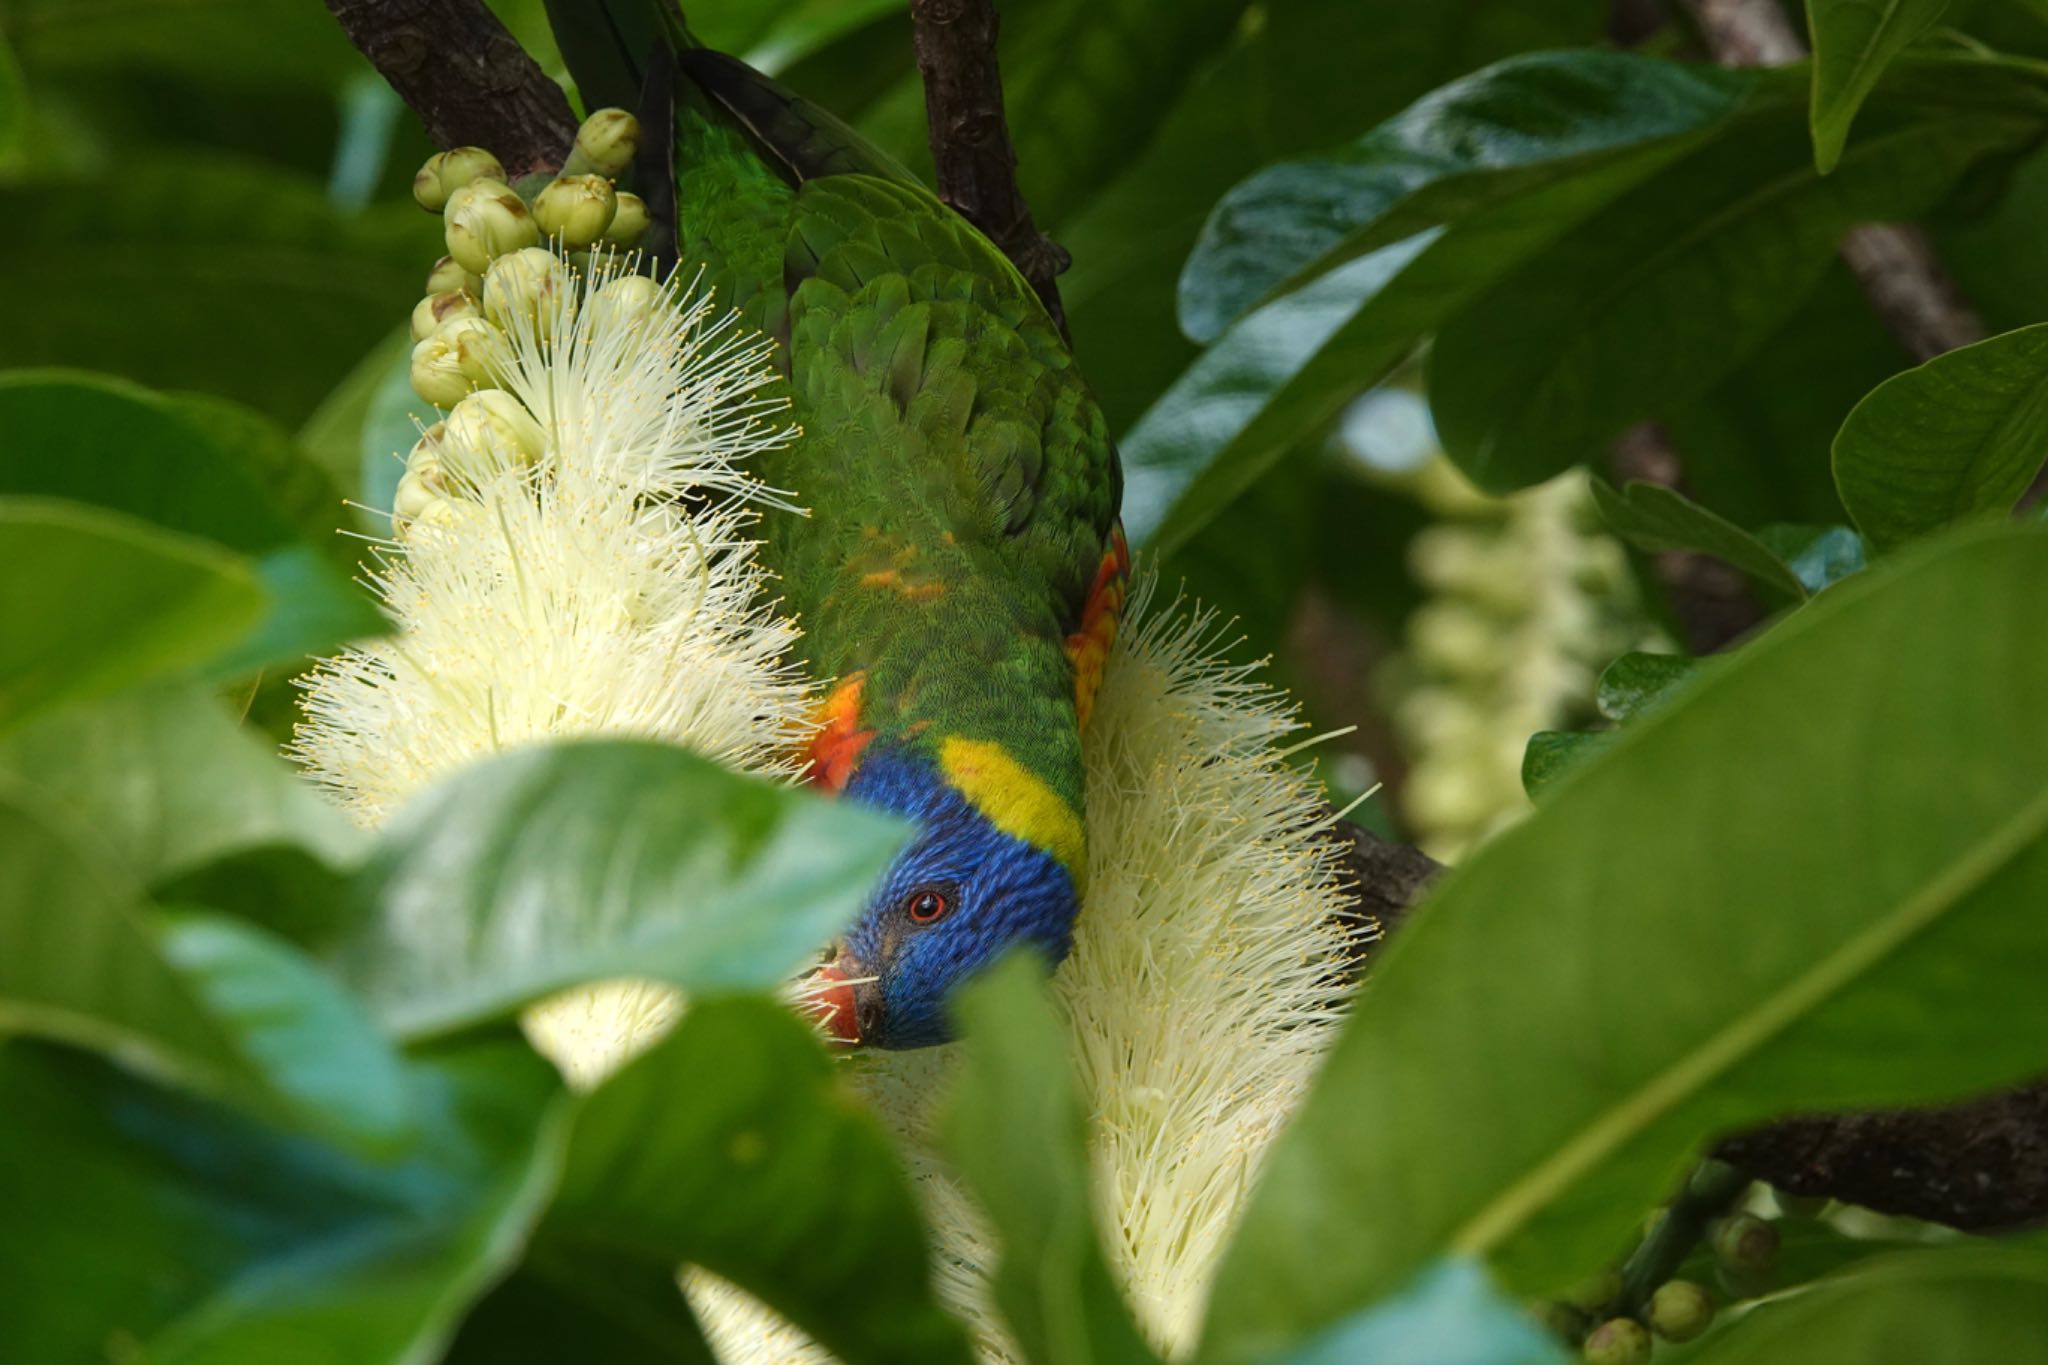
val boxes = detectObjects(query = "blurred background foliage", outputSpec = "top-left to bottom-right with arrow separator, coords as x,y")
5,0 -> 2048,861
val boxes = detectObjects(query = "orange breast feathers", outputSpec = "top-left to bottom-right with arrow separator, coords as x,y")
805,672 -> 876,792
1066,526 -> 1130,731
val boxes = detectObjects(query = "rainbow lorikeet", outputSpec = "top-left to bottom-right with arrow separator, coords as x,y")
545,1 -> 1127,1048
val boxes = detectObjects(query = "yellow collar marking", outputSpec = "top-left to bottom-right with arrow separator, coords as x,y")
939,736 -> 1086,877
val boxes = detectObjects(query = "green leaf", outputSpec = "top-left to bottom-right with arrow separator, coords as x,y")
339,740 -> 909,1040
1681,1245 -> 2048,1363
0,498 -> 265,728
944,954 -> 1161,1365
1591,479 -> 1810,600
0,1038 -> 564,1363
1833,322 -> 2048,550
0,372 -> 386,675
299,326 -> 422,509
1429,61 -> 2048,492
0,684 -> 362,884
1807,0 -> 1952,173
1754,523 -> 1869,592
6,0 -> 364,91
1520,731 -> 1609,799
446,1249 -> 716,1364
543,997 -> 974,1365
0,33 -> 26,164
1270,1259 -> 1569,1365
1200,524 -> 2048,1363
1179,52 -> 1755,344
1595,652 -> 1700,721
0,788 -> 402,1145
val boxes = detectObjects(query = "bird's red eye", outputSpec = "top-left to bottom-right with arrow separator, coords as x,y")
904,887 -> 950,925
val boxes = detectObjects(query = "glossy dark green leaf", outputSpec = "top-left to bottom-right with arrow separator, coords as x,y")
544,997 -> 974,1365
0,1038 -> 564,1364
1270,1259 -> 1569,1365
1595,652 -> 1700,722
0,499 -> 264,728
1430,63 -> 2048,492
445,1248 -> 715,1364
1521,730 -> 1609,800
1833,322 -> 2048,549
1591,479 -> 1809,599
0,788 -> 402,1145
944,954 -> 1161,1365
1179,53 -> 1756,344
0,372 -> 385,675
1201,525 -> 2048,1363
340,741 -> 908,1040
1807,0 -> 1952,173
1682,1246 -> 2048,1364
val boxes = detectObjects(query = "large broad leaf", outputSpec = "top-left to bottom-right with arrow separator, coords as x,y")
1832,322 -> 2048,550
446,1249 -> 716,1364
1590,479 -> 1809,599
0,1038 -> 564,1364
0,790 -> 402,1145
0,161 -> 437,426
1682,1246 -> 2048,1363
5,0 -> 364,88
1429,62 -> 2048,493
542,997 -> 975,1365
1273,1260 -> 1568,1365
0,498 -> 264,728
1807,0 -> 1952,173
1198,524 -> 2048,1364
943,955 -> 1161,1365
1178,51 -> 1757,344
339,741 -> 909,1039
0,373 -> 385,673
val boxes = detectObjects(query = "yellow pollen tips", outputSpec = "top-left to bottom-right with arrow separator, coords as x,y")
939,736 -> 1086,876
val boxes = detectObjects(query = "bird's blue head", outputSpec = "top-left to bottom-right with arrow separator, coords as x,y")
807,743 -> 1081,1048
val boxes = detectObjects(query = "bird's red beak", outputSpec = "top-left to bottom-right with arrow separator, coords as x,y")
802,960 -> 863,1045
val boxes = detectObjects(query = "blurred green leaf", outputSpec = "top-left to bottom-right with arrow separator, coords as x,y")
0,1038 -> 563,1363
0,790 -> 402,1146
1179,52 -> 1755,344
1807,0 -> 1951,173
6,0 -> 363,89
0,33 -> 25,164
1595,652 -> 1699,721
0,372 -> 385,675
1271,1259 -> 1569,1365
1833,322 -> 2048,550
1680,1245 -> 2048,1363
945,954 -> 1161,1365
0,498 -> 264,728
447,1249 -> 715,1364
0,684 -> 363,885
1430,62 -> 2048,492
1755,523 -> 1868,592
339,740 -> 909,1040
299,327 -> 417,506
0,160 -> 437,425
1201,525 -> 2048,1362
1590,479 -> 1809,599
1521,730 -> 1608,800
543,997 -> 975,1365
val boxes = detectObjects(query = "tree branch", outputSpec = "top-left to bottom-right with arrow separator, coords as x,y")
322,0 -> 576,179
908,0 -> 1071,332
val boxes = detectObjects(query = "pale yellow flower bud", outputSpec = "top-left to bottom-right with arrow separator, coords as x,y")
483,246 -> 573,335
396,494 -> 463,540
601,191 -> 650,246
591,272 -> 666,332
424,254 -> 484,298
409,317 -> 500,408
393,463 -> 447,522
533,173 -> 618,249
436,146 -> 505,196
442,389 -> 548,482
444,179 -> 539,275
413,153 -> 450,212
565,108 -> 639,178
410,288 -> 483,342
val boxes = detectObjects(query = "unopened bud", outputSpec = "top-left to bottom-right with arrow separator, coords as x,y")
1709,1213 -> 1779,1277
445,179 -> 539,275
424,254 -> 484,298
1581,1318 -> 1650,1365
601,190 -> 649,245
483,246 -> 573,335
566,108 -> 639,178
1561,1268 -> 1622,1314
1527,1300 -> 1585,1342
533,173 -> 618,248
413,152 -> 451,212
393,462 -> 448,523
442,390 -> 547,482
591,272 -> 666,330
396,494 -> 463,539
436,146 -> 505,196
1647,1281 -> 1713,1343
410,288 -> 482,342
409,317 -> 500,408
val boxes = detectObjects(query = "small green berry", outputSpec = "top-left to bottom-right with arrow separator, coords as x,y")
1710,1212 -> 1779,1276
1581,1318 -> 1650,1365
1561,1267 -> 1622,1313
1647,1280 -> 1714,1343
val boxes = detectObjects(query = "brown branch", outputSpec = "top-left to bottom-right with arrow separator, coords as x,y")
909,0 -> 1071,332
322,0 -> 577,179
